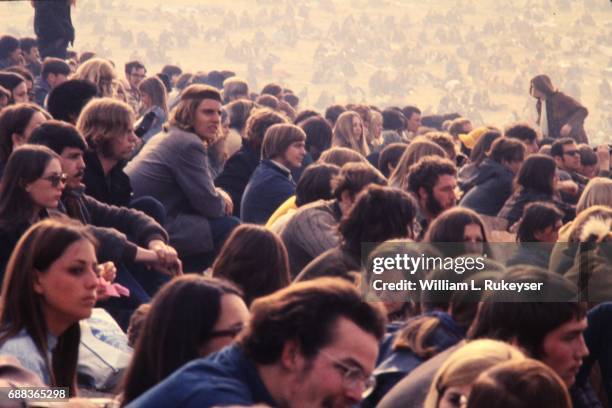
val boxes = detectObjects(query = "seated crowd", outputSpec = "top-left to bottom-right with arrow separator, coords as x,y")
0,32 -> 611,408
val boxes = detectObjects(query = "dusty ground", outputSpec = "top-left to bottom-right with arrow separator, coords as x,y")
2,0 -> 611,143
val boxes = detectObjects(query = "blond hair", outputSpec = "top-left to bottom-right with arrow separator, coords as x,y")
76,98 -> 133,156
168,84 -> 221,134
423,339 -> 525,408
138,76 -> 168,114
388,137 -> 446,189
73,58 -> 117,98
332,111 -> 369,157
576,177 -> 612,214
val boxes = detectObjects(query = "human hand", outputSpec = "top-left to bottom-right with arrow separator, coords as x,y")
557,180 -> 579,195
148,240 -> 183,276
596,144 -> 611,172
216,188 -> 234,215
560,124 -> 572,137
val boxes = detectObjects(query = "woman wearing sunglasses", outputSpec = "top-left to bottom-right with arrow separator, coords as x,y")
120,275 -> 249,406
0,145 -> 66,279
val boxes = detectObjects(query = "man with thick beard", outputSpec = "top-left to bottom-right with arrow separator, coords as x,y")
406,156 -> 457,240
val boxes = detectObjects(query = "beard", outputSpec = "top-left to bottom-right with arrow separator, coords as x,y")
425,191 -> 445,217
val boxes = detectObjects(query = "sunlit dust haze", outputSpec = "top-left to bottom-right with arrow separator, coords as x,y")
2,0 -> 611,143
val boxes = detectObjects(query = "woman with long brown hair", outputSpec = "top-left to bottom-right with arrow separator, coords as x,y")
332,111 -> 370,157
120,275 -> 248,405
0,218 -> 98,395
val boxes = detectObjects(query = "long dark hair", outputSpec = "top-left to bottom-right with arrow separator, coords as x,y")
0,103 -> 49,164
0,218 -> 97,396
212,225 -> 290,306
0,145 -> 60,227
340,185 -> 417,255
120,276 -> 243,405
516,154 -> 556,196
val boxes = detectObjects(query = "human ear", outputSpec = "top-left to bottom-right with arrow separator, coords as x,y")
11,133 -> 25,148
280,339 -> 304,371
33,269 -> 45,295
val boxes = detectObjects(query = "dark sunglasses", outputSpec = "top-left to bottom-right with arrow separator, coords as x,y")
41,173 -> 67,187
563,150 -> 579,157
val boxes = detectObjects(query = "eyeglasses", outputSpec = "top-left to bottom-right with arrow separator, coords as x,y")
209,323 -> 244,339
40,173 -> 67,187
563,150 -> 579,157
319,350 -> 376,396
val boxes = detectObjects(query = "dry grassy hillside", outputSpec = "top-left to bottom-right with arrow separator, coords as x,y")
2,0 -> 611,143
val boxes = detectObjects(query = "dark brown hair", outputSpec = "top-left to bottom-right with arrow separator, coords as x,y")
238,277 -> 386,364
0,103 -> 49,163
245,108 -> 288,152
0,145 -> 60,227
212,225 -> 290,306
340,185 -> 417,254
0,218 -> 97,396
467,359 -> 571,408
120,276 -> 242,405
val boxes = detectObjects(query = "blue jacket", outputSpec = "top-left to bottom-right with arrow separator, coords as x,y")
459,158 -> 515,216
241,159 -> 296,224
127,344 -> 276,408
363,311 -> 465,407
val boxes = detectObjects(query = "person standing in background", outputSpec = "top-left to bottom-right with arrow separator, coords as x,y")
32,0 -> 75,60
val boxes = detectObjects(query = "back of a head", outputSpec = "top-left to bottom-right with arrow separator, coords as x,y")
467,359 -> 571,408
295,163 -> 341,206
47,79 -> 98,124
324,104 -> 346,127
489,137 -> 526,164
318,146 -> 367,167
223,77 -> 249,102
576,177 -> 612,214
238,277 -> 386,365
245,108 -> 288,151
389,137 -> 446,188
517,154 -> 556,194
504,122 -> 537,143
260,82 -> 283,99
378,143 -> 408,178
331,161 -> 387,201
0,35 -> 19,60
226,99 -> 255,132
382,108 -> 406,132
340,185 -> 417,252
212,225 -> 290,306
299,115 -> 332,160
161,64 -> 182,79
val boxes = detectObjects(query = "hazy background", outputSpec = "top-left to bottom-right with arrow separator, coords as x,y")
2,0 -> 611,143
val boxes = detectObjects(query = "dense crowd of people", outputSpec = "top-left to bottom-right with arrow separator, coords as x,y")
0,2 -> 611,407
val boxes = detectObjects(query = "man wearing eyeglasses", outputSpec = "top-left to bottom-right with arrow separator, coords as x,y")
550,138 -> 588,205
124,60 -> 147,115
127,278 -> 387,408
